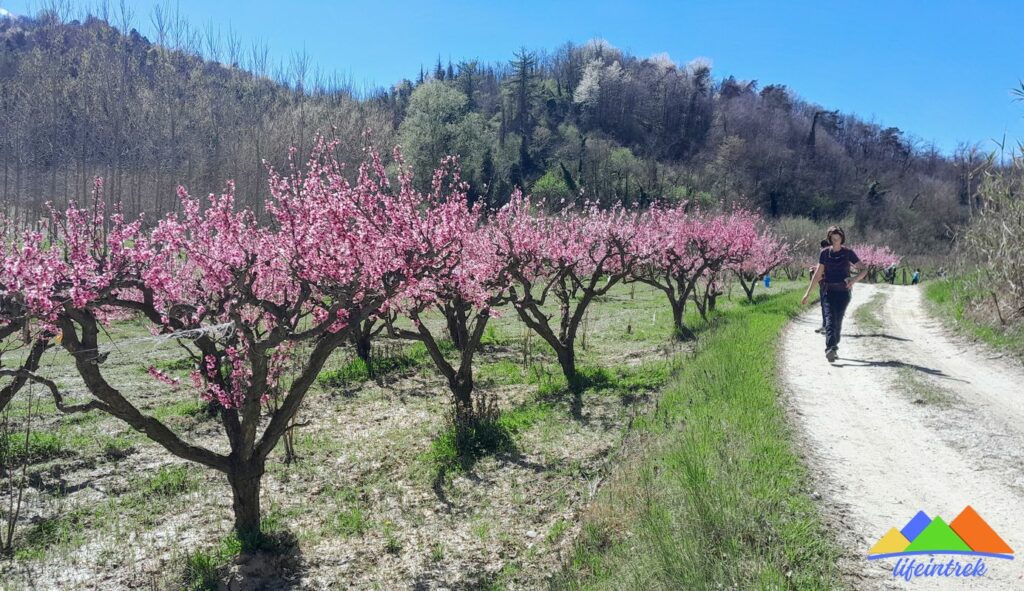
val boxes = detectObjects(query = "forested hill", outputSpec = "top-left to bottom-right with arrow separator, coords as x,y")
1,9 -> 974,250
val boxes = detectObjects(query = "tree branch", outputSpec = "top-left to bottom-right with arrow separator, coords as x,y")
0,368 -> 113,415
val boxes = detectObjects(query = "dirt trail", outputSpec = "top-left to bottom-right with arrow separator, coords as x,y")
781,283 -> 1024,590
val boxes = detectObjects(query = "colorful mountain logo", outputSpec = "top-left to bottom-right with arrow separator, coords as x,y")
868,506 -> 1014,560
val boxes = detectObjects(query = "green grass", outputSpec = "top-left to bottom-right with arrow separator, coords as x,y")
422,400 -> 557,481
423,416 -> 516,478
316,339 -> 457,387
150,399 -> 211,421
853,290 -> 887,332
180,530 -> 263,591
330,507 -> 369,537
553,290 -> 841,590
382,520 -> 403,555
182,548 -> 222,591
547,518 -> 570,544
532,360 -> 679,400
421,286 -> 802,492
317,356 -> 414,386
17,512 -> 87,554
0,429 -> 69,464
477,359 -> 527,386
321,485 -> 370,538
99,433 -> 137,460
480,324 -> 509,346
13,508 -> 85,557
430,541 -> 446,561
924,275 -> 1024,357
149,357 -> 196,373
139,464 -> 197,497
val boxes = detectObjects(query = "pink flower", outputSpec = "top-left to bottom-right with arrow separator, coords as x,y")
147,366 -> 181,389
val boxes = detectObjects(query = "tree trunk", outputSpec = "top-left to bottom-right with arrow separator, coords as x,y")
737,275 -> 755,302
446,312 -> 465,351
0,338 -> 49,415
693,291 -> 709,322
510,297 -> 581,390
355,332 -> 371,364
556,344 -> 580,391
450,371 -> 475,427
228,460 -> 265,540
670,298 -> 695,340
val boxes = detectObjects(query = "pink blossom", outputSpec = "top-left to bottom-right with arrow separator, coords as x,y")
147,366 -> 181,389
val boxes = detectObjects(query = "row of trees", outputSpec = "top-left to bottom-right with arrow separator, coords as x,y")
0,143 -> 905,543
0,8 -> 975,253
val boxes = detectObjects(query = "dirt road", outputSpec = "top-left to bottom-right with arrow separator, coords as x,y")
781,283 -> 1024,589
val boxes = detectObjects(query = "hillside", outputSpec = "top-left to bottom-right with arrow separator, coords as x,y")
1,8 -> 967,251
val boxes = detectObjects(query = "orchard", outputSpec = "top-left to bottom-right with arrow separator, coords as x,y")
0,142 -> 902,547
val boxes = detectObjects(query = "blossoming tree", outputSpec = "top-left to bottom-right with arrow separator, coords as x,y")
494,194 -> 641,390
379,156 -> 516,430
632,205 -> 758,338
853,244 -> 902,282
0,142 -> 453,539
0,214 -> 65,414
734,230 -> 793,302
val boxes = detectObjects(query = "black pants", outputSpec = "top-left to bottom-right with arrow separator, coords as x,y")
821,288 -> 851,351
819,286 -> 826,328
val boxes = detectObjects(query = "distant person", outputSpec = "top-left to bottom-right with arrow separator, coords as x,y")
912,269 -> 921,285
814,239 -> 829,334
802,227 -> 867,362
764,274 -> 771,288
886,264 -> 897,285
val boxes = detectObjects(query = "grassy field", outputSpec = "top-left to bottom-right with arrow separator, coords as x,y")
923,275 -> 1024,359
551,288 -> 842,590
0,278 -> 839,589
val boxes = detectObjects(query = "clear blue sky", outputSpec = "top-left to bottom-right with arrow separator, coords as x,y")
4,0 -> 1024,155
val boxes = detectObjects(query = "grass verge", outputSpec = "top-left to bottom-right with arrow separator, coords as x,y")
553,290 -> 842,590
924,276 -> 1024,358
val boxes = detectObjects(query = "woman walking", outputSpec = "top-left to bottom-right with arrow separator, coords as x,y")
814,239 -> 828,334
801,226 -> 867,362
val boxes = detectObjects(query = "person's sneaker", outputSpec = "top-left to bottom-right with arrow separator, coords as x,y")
814,326 -> 824,334
825,347 -> 837,363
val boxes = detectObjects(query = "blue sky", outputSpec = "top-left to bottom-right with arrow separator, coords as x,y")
3,0 -> 1023,155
